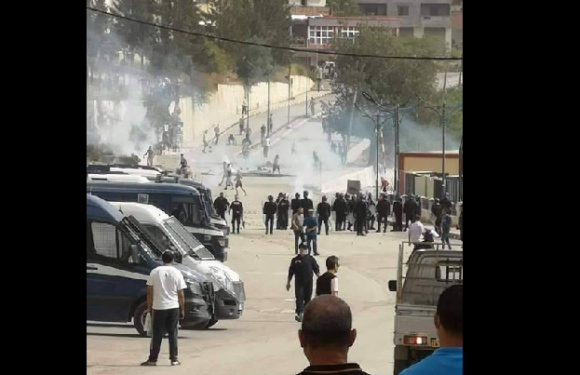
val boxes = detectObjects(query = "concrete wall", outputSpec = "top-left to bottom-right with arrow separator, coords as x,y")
179,75 -> 314,148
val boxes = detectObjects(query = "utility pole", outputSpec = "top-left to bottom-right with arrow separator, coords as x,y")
287,64 -> 291,126
267,71 -> 271,135
441,69 -> 448,196
346,91 -> 358,166
394,106 -> 400,193
305,54 -> 309,117
376,111 -> 380,199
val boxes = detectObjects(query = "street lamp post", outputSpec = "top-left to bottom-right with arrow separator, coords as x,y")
267,71 -> 271,135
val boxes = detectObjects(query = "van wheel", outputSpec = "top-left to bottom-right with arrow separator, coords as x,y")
133,302 -> 149,337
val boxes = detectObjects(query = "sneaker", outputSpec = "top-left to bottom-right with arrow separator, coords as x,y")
295,314 -> 302,322
171,361 -> 181,366
141,361 -> 157,366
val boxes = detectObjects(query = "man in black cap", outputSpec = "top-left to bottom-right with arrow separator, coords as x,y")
287,243 -> 320,322
317,196 -> 331,235
392,195 -> 403,232
296,296 -> 371,375
213,192 -> 229,220
263,195 -> 278,235
375,193 -> 391,233
291,193 -> 302,215
141,250 -> 186,367
301,191 -> 314,217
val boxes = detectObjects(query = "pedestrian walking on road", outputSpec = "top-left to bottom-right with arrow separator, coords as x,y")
292,207 -> 305,254
354,195 -> 367,236
376,193 -> 391,233
263,136 -> 271,158
268,113 -> 273,134
213,192 -> 229,220
304,209 -> 320,256
272,154 -> 281,174
239,117 -> 245,135
261,123 -> 267,138
317,196 -> 331,235
392,195 -> 403,232
441,209 -> 452,250
287,243 -> 320,322
214,124 -> 220,145
278,193 -> 290,229
235,170 -> 247,196
296,296 -> 371,375
229,195 -> 244,234
143,146 -> 155,167
242,100 -> 248,116
398,285 -> 462,375
202,131 -> 209,153
332,193 -> 347,232
263,195 -> 277,235
141,251 -> 186,367
316,256 -> 339,296
408,215 -> 425,252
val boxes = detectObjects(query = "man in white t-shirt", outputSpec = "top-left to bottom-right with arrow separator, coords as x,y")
408,215 -> 425,252
141,251 -> 187,367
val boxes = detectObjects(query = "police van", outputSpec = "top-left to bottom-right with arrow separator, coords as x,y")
110,202 -> 245,328
87,181 -> 229,262
86,195 -> 213,335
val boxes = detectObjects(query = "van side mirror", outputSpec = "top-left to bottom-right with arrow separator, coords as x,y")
130,244 -> 140,264
388,280 -> 397,292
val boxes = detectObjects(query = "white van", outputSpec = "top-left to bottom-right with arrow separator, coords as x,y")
87,174 -> 150,183
110,202 -> 245,328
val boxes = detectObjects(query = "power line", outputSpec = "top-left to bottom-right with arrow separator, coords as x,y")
87,7 -> 462,62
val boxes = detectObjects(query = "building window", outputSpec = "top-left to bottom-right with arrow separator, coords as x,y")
309,26 -> 335,45
338,26 -> 359,39
398,5 -> 409,16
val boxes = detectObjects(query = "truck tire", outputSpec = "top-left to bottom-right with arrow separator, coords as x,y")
133,301 -> 149,337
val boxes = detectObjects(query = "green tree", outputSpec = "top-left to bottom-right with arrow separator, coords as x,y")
327,0 -> 361,16
328,26 -> 440,166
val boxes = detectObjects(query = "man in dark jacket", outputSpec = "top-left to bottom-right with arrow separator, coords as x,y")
263,195 -> 278,235
353,195 -> 367,236
316,256 -> 339,296
375,193 -> 391,233
296,296 -> 372,375
291,193 -> 301,215
229,195 -> 244,234
392,195 -> 403,232
301,190 -> 314,217
415,195 -> 422,221
441,192 -> 453,213
431,198 -> 443,235
332,194 -> 347,232
317,196 -> 331,235
278,194 -> 290,230
403,195 -> 418,231
287,243 -> 320,322
213,192 -> 229,220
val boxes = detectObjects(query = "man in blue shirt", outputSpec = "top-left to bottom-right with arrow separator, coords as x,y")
400,285 -> 462,375
304,209 -> 320,256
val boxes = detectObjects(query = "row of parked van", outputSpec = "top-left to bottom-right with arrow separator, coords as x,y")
86,163 -> 245,335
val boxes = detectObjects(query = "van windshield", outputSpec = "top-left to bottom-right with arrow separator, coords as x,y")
170,199 -> 203,226
164,217 -> 215,260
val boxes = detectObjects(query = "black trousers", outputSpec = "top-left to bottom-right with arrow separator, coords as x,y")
318,217 -> 329,235
376,214 -> 388,232
394,213 -> 403,231
295,281 -> 313,315
435,216 -> 442,234
232,214 -> 241,233
148,308 -> 179,362
265,214 -> 274,234
218,211 -> 226,220
294,230 -> 305,254
355,218 -> 365,235
335,215 -> 344,231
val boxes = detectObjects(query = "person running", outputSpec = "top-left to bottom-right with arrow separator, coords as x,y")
224,163 -> 233,190
143,146 -> 155,167
316,256 -> 339,297
272,154 -> 281,174
287,243 -> 320,322
229,195 -> 244,234
235,170 -> 247,196
141,251 -> 186,367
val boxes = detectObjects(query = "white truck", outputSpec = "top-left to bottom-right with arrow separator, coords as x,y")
388,243 -> 463,374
